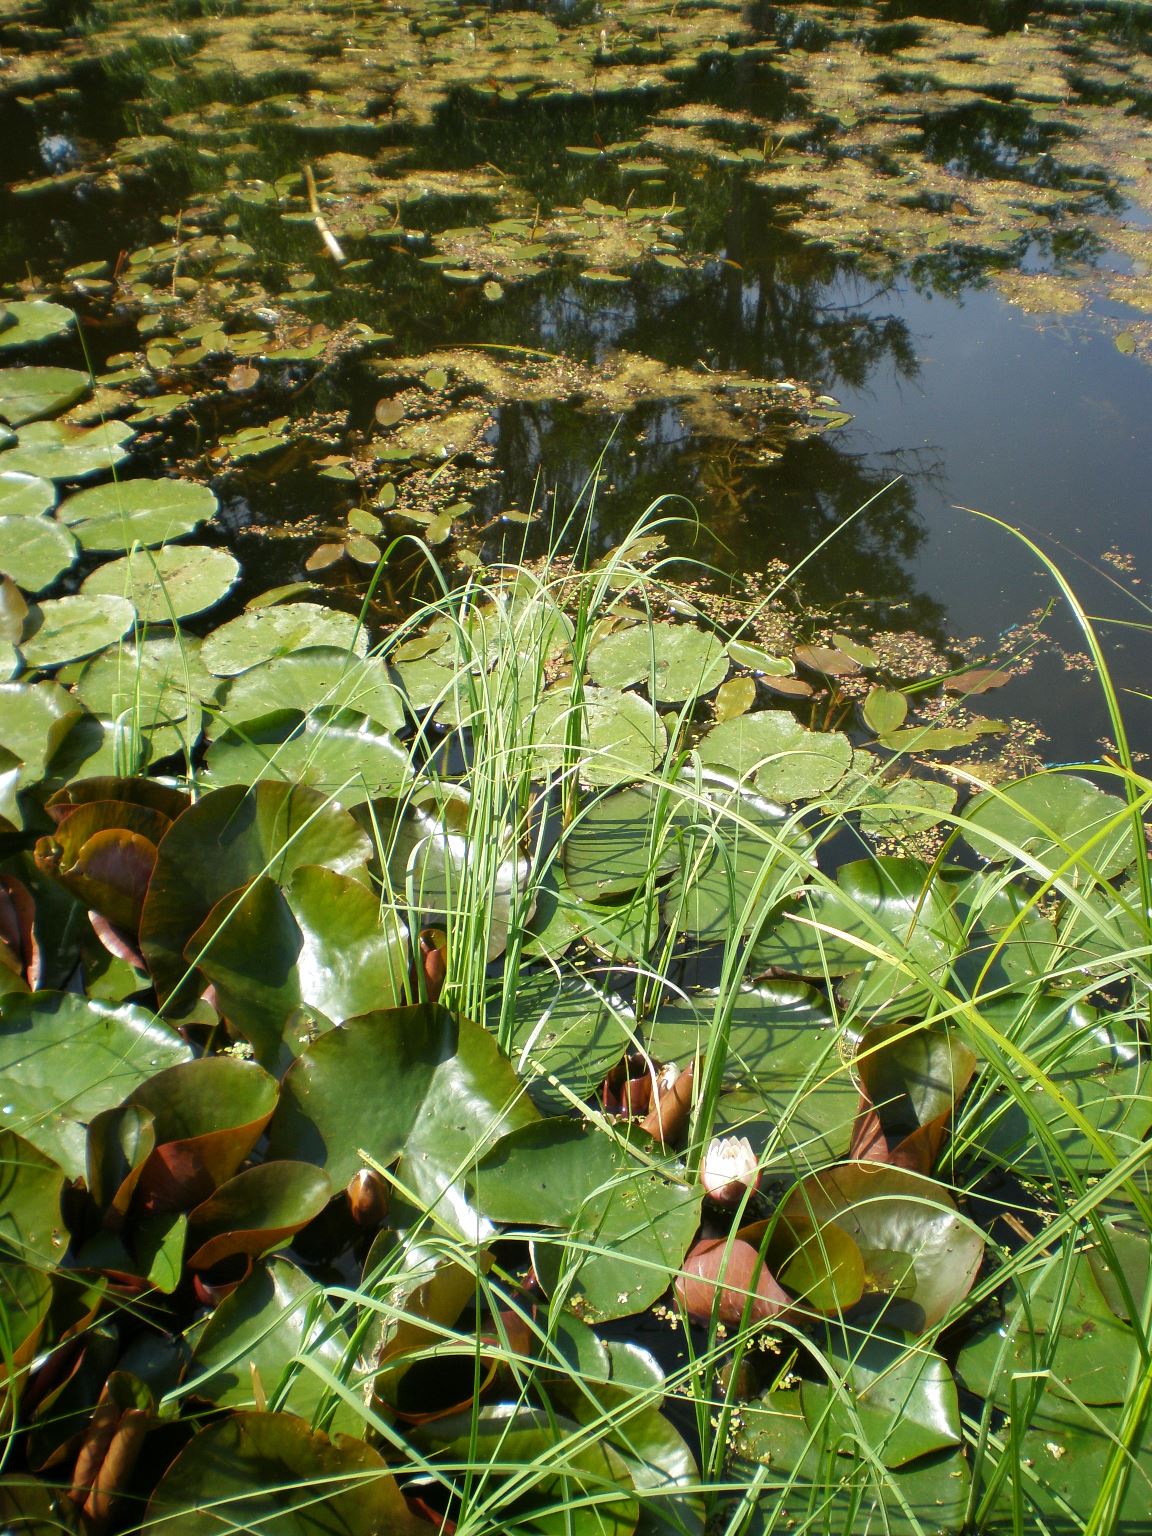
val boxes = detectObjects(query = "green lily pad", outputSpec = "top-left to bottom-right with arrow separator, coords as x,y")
491,968 -> 636,1114
858,777 -> 957,837
204,708 -> 411,806
81,544 -> 239,623
185,1160 -> 332,1268
0,472 -> 56,518
487,1120 -> 701,1322
202,603 -> 368,676
145,1411 -> 421,1534
661,774 -> 811,940
0,992 -> 192,1179
806,1325 -> 962,1469
2,419 -> 135,481
588,620 -> 728,701
187,865 -> 409,1069
0,301 -> 75,352
734,1389 -> 971,1536
267,1003 -> 539,1240
75,634 -> 220,731
961,772 -> 1139,880
217,648 -> 406,735
0,679 -> 84,799
385,788 -> 532,962
963,993 -> 1152,1180
0,1128 -> 67,1265
650,982 -> 858,1172
139,781 -> 372,1007
957,1250 -> 1140,1410
20,594 -> 135,669
531,684 -> 668,788
0,514 -> 78,594
411,1404 -> 637,1536
58,476 -> 217,551
0,367 -> 90,428
780,1164 -> 983,1331
189,1257 -> 363,1433
561,785 -> 681,901
699,711 -> 852,802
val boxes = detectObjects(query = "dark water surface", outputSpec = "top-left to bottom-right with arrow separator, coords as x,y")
1,0 -> 1149,764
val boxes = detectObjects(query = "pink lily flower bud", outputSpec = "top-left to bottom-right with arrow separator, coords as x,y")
702,1135 -> 760,1205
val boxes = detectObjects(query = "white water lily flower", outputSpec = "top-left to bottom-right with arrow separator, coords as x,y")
702,1135 -> 760,1205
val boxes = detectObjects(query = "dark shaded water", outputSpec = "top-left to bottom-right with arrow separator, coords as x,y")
1,0 -> 1149,765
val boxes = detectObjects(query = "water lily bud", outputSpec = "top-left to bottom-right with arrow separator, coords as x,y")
701,1135 -> 760,1205
347,1168 -> 389,1229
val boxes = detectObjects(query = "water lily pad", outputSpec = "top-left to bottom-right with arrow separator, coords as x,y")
588,619 -> 728,701
217,649 -> 405,735
58,477 -> 217,551
20,594 -> 135,669
858,778 -> 956,837
492,968 -> 636,1114
700,711 -> 852,802
0,301 -> 75,352
145,1411 -> 420,1534
128,1056 -> 280,1211
268,1003 -> 539,1240
0,472 -> 55,518
480,1118 -> 702,1320
190,1257 -> 363,1432
780,1164 -> 983,1331
650,983 -> 858,1172
531,684 -> 668,787
961,772 -> 1139,880
0,679 -> 84,800
75,634 -> 220,731
139,781 -> 373,1007
2,419 -> 135,481
0,1128 -> 67,1265
185,1160 -> 332,1268
202,603 -> 368,676
0,367 -> 90,427
0,992 -> 191,1179
0,513 -> 78,593
204,708 -> 410,805
562,785 -> 681,901
187,865 -> 409,1069
81,544 -> 239,622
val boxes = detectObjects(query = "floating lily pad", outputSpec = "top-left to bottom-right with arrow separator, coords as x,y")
82,544 -> 239,622
531,684 -> 668,787
0,301 -> 75,352
20,594 -> 135,669
492,968 -> 636,1114
0,472 -> 55,518
961,772 -> 1139,880
0,513 -> 78,594
59,477 -> 217,551
479,1118 -> 702,1320
187,864 -> 409,1068
204,708 -> 410,805
0,679 -> 84,799
145,1412 -> 419,1534
0,992 -> 191,1179
202,603 -> 368,676
268,1003 -> 539,1240
139,781 -> 373,1007
700,711 -> 851,802
217,648 -> 405,735
75,634 -> 220,731
588,619 -> 728,701
0,367 -> 90,427
2,418 -> 135,481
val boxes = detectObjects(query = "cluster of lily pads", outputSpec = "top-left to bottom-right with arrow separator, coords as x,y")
2,296 -> 1151,1534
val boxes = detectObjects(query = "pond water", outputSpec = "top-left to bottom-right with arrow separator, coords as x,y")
1,0 -> 1150,764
